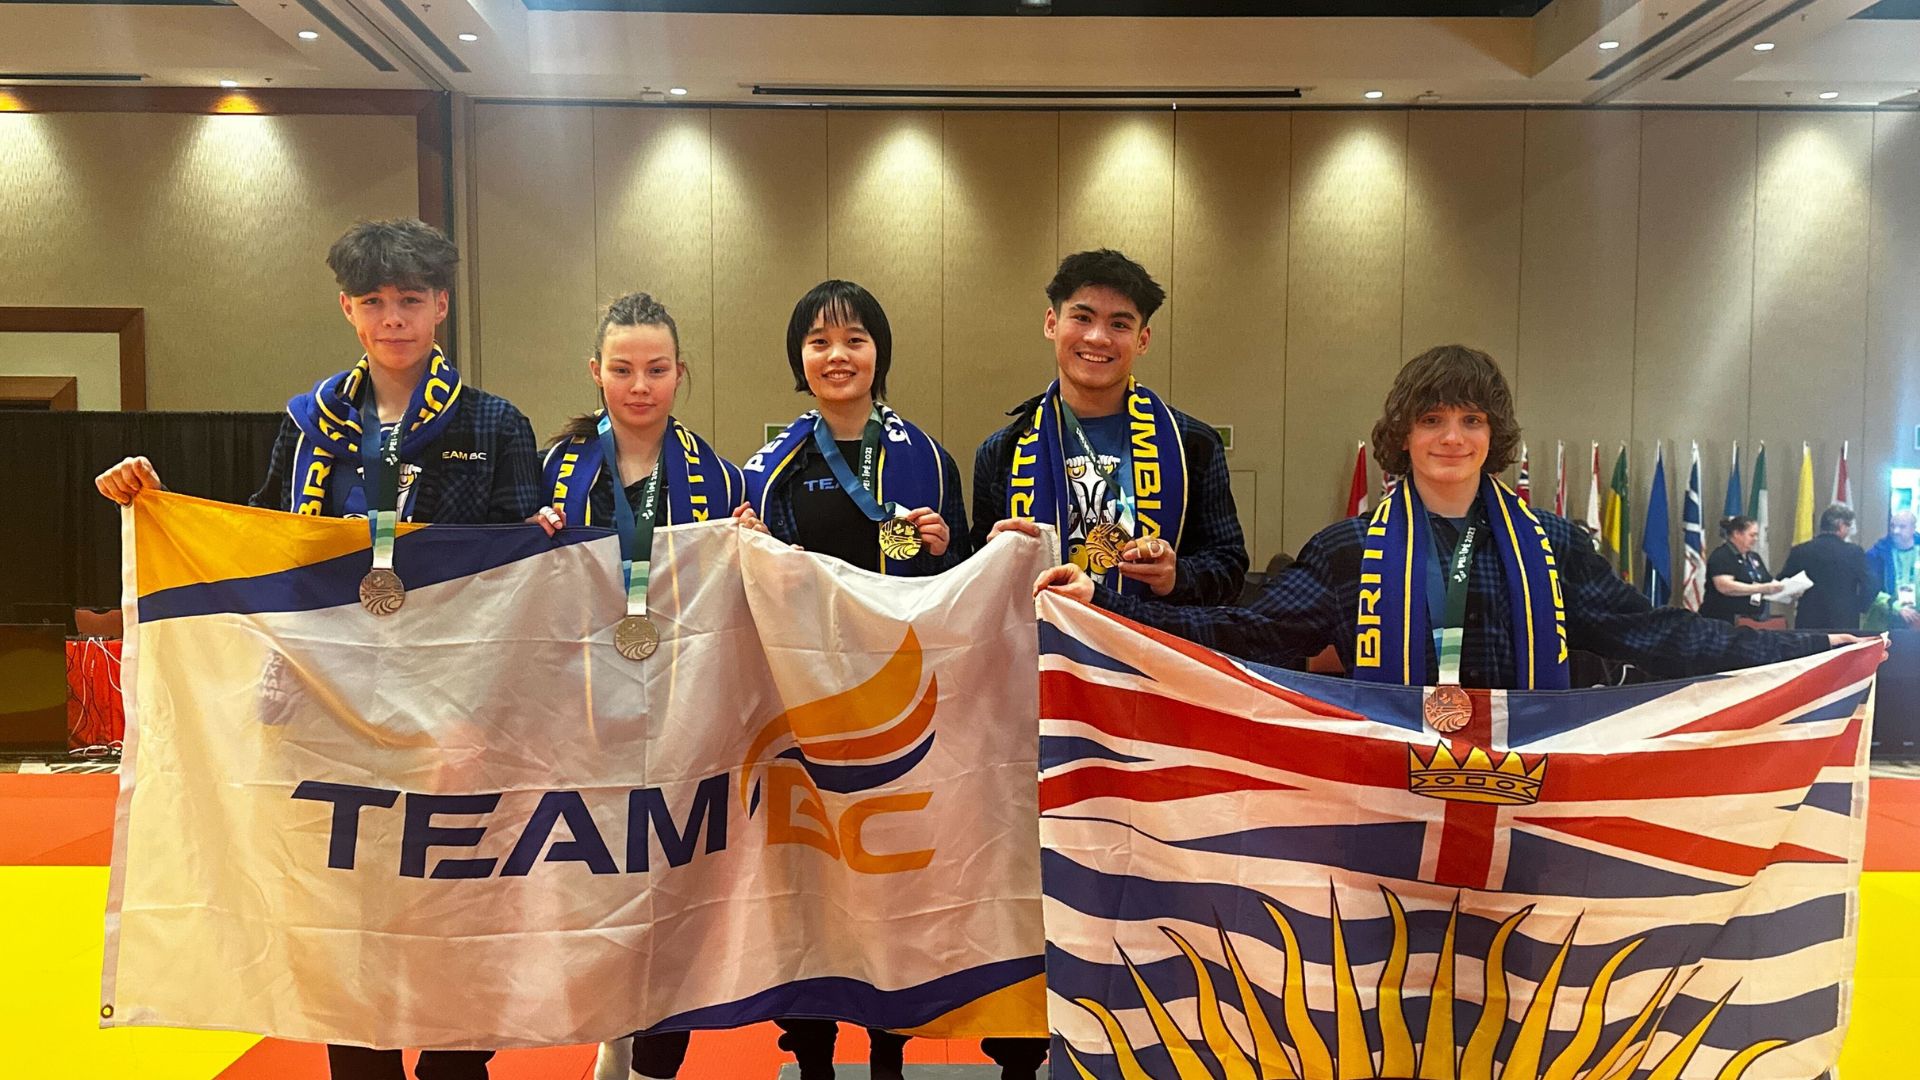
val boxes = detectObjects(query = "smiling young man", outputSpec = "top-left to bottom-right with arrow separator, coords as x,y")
95,217 -> 542,1080
971,249 -> 1247,610
1034,344 -> 1858,685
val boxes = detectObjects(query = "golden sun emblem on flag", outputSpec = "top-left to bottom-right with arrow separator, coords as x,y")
1063,887 -> 1787,1080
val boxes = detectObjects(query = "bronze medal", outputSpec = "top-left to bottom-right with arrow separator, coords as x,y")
1424,684 -> 1472,734
615,614 -> 659,661
878,515 -> 924,561
358,568 -> 405,616
1083,521 -> 1130,573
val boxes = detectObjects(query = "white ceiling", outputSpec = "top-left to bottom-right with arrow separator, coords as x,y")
1,0 -> 1916,107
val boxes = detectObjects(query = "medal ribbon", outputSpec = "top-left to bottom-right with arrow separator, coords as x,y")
598,415 -> 664,617
1059,403 -> 1137,537
360,422 -> 402,574
811,408 -> 910,526
1430,511 -> 1483,686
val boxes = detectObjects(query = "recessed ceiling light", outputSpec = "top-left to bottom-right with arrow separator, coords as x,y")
1819,91 -> 1840,99
1598,40 -> 1620,50
219,79 -> 238,88
297,29 -> 319,40
1753,42 -> 1776,52
668,87 -> 688,96
1363,90 -> 1385,100
457,32 -> 479,42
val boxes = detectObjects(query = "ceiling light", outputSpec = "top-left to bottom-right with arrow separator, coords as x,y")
668,87 -> 688,96
1753,42 -> 1776,52
297,29 -> 319,40
457,32 -> 479,42
1363,90 -> 1384,100
219,79 -> 238,88
1598,40 -> 1620,50
1819,91 -> 1840,100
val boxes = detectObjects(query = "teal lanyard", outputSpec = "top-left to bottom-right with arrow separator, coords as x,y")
811,408 -> 904,522
1430,512 -> 1482,685
1059,405 -> 1135,534
360,422 -> 402,573
597,415 -> 663,617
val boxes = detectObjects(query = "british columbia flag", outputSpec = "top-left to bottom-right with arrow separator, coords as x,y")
1036,592 -> 1883,1080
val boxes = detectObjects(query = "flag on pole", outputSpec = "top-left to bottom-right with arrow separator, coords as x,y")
1642,443 -> 1672,606
1832,440 -> 1852,510
1724,441 -> 1743,522
1346,441 -> 1370,517
1516,442 -> 1531,503
1683,442 -> 1707,611
1603,444 -> 1633,583
1585,442 -> 1602,540
1554,440 -> 1566,516
1750,442 -> 1771,566
1794,442 -> 1817,547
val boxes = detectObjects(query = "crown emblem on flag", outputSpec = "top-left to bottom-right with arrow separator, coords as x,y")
1408,742 -> 1546,805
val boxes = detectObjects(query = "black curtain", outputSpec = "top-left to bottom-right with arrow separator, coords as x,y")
0,411 -> 285,619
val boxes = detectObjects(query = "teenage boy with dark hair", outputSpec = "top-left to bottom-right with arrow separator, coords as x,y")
96,216 -> 545,1080
973,248 -> 1246,604
969,249 -> 1245,1079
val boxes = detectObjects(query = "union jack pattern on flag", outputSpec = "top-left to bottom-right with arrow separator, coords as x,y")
1037,592 -> 1881,1080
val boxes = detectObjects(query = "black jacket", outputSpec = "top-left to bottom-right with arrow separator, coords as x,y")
1781,532 -> 1877,631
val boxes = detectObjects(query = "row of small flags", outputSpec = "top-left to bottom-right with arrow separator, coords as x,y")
1345,439 -> 1853,610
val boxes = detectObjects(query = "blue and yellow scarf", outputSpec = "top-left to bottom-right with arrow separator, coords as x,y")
542,414 -> 742,527
1354,475 -> 1569,689
285,348 -> 463,518
742,404 -> 944,573
1006,378 -> 1189,598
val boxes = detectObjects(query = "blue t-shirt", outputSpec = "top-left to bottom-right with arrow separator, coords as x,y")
1064,412 -> 1131,567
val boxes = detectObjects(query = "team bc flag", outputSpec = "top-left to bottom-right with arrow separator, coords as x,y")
1036,593 -> 1882,1080
102,492 -> 1050,1048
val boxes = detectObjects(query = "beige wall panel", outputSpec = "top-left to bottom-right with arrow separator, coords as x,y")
1865,111 -> 1920,541
471,105 -> 598,443
827,111 -> 943,439
1402,111 -> 1524,367
593,107 -> 716,445
1634,111 -> 1757,563
1170,111 -> 1289,563
1515,111 -> 1639,519
941,112 -> 1060,513
0,332 -> 121,409
1283,110 -> 1407,556
0,112 -> 416,411
1749,112 -> 1872,563
1057,112 -> 1176,392
710,109 -> 829,462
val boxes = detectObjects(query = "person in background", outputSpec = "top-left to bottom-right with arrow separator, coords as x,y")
1703,515 -> 1780,625
1781,504 -> 1877,632
1866,510 -> 1920,630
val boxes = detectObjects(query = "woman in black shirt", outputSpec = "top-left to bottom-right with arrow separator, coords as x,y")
1701,514 -> 1782,624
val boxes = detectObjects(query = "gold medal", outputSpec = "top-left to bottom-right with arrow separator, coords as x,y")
615,614 -> 659,661
1083,521 -> 1130,573
878,515 -> 924,560
358,568 -> 405,616
1424,684 -> 1473,734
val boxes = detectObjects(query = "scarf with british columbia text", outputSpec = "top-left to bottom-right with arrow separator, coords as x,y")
284,347 -> 462,518
1353,474 -> 1569,689
1006,377 -> 1188,598
742,404 -> 943,575
541,414 -> 741,527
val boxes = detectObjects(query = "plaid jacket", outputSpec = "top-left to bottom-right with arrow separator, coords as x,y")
250,387 -> 544,526
1097,507 -> 1830,686
970,394 -> 1248,606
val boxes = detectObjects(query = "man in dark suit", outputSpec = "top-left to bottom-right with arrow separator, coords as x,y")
1782,504 -> 1878,631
